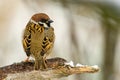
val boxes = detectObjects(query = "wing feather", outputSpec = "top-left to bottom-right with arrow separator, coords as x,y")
22,22 -> 32,56
41,27 -> 55,56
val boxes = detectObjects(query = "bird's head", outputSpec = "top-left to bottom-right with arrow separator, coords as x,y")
31,13 -> 53,28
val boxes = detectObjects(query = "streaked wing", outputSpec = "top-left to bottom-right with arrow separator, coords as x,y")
22,22 -> 32,56
41,27 -> 55,56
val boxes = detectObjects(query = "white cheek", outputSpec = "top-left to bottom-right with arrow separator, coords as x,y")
38,21 -> 49,28
43,23 -> 48,28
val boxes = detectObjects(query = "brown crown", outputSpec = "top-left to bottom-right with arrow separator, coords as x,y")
31,13 -> 50,22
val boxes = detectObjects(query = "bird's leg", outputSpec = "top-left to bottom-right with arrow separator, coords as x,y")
42,57 -> 47,69
23,57 -> 30,62
25,57 -> 29,62
40,51 -> 47,69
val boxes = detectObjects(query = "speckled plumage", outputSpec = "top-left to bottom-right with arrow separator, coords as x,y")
22,13 -> 55,70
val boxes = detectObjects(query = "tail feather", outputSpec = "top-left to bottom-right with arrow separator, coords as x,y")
34,58 -> 47,70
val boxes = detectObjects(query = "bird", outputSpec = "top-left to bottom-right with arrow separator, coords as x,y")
22,13 -> 55,70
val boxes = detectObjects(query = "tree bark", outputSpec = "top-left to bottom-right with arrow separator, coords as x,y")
0,57 -> 99,80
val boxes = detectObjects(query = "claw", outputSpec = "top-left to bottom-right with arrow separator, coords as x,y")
23,57 -> 30,62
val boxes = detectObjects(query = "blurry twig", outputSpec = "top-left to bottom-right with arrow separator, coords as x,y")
0,57 -> 99,80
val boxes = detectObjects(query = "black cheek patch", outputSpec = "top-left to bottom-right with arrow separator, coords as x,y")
47,23 -> 50,27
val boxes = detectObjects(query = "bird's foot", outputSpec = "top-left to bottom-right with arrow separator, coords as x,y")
23,57 -> 30,62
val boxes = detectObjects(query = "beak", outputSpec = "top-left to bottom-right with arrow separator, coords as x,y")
48,19 -> 54,23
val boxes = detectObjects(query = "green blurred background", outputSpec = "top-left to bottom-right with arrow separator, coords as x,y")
0,0 -> 120,80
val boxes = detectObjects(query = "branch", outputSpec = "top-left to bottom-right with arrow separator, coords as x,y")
0,57 -> 100,80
